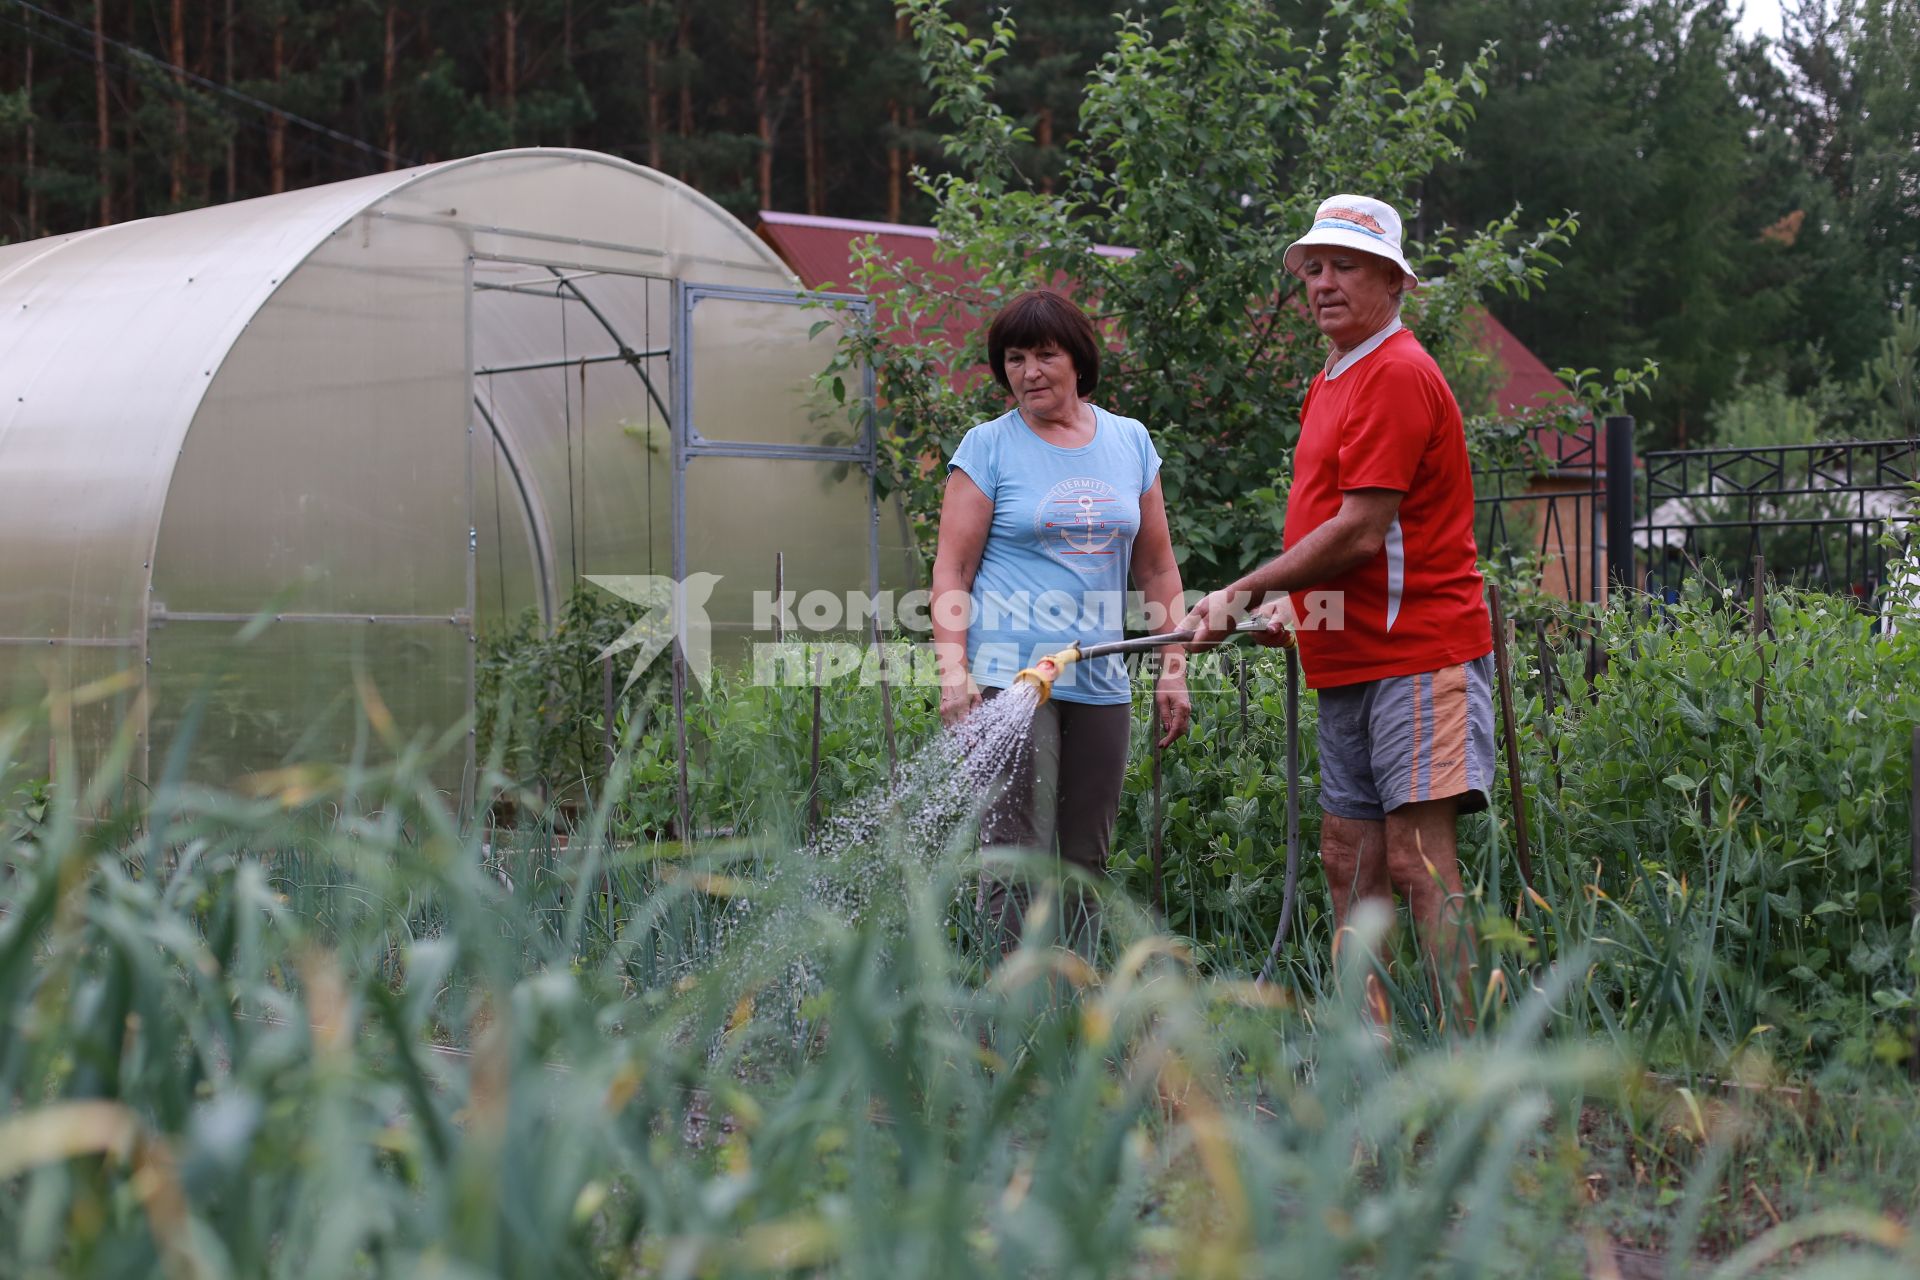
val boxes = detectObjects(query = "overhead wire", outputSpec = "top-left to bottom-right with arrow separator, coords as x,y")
0,12 -> 386,183
3,0 -> 414,170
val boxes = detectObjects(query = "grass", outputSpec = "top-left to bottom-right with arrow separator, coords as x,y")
1,579 -> 1918,1276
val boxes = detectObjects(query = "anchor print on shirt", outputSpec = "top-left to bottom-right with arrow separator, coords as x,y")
1035,477 -> 1123,571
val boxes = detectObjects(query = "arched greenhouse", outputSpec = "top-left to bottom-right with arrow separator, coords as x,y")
0,148 -> 912,797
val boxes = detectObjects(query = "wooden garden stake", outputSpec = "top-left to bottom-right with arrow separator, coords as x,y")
1487,584 -> 1535,891
1150,697 -> 1164,917
1535,619 -> 1562,799
1280,648 -> 1301,929
1752,554 -> 1767,730
1911,726 -> 1919,1079
1237,650 -> 1249,741
773,552 -> 785,643
872,614 -> 897,782
600,654 -> 615,774
807,645 -> 825,835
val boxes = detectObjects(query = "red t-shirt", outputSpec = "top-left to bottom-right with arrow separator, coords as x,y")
1284,327 -> 1492,688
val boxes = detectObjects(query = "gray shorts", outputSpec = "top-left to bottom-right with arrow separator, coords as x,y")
1315,654 -> 1496,822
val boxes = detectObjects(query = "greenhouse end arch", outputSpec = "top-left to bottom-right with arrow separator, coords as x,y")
0,148 -> 913,796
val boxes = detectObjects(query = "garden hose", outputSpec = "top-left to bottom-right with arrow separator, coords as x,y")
1012,619 -> 1277,704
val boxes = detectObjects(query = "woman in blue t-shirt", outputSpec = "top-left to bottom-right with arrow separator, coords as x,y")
931,288 -> 1189,946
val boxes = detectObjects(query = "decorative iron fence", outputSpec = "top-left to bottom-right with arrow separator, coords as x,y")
1636,439 -> 1919,602
1472,416 -> 1606,608
1473,423 -> 1920,609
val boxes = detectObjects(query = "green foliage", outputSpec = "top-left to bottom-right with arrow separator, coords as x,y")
1526,579 -> 1920,1064
3,679 -> 1920,1274
487,572 -> 1920,1073
476,589 -> 650,797
1418,0 -> 1920,443
838,0 -> 1573,585
1709,298 -> 1920,448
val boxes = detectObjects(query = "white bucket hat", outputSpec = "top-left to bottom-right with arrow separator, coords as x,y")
1283,194 -> 1420,291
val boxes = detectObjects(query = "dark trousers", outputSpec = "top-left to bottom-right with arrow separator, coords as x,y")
977,687 -> 1132,951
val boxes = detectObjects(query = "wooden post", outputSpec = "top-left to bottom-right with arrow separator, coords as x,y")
872,615 -> 897,783
1535,619 -> 1562,799
600,654 -> 615,775
807,645 -> 825,835
1237,650 -> 1250,742
1911,726 -> 1919,1079
1257,648 -> 1304,987
773,552 -> 785,643
1150,699 -> 1164,917
1752,554 -> 1767,730
1487,584 -> 1535,891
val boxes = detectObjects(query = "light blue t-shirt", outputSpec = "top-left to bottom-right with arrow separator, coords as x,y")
948,405 -> 1163,705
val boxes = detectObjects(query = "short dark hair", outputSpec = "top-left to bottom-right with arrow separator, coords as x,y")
987,289 -> 1100,398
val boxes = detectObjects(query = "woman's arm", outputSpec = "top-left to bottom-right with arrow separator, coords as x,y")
931,469 -> 993,725
1133,476 -> 1191,746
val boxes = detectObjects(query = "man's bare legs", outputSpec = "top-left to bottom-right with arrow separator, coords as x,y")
1322,815 -> 1393,1022
1322,799 -> 1474,1026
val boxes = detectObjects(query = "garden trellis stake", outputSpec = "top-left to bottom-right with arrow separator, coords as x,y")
1752,554 -> 1767,732
1488,584 -> 1535,891
1237,651 -> 1249,741
1535,619 -> 1562,799
872,614 -> 897,783
601,656 -> 614,774
1150,697 -> 1164,917
808,645 -> 825,836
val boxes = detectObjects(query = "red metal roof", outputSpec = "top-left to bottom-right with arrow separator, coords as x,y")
1475,309 -> 1569,417
758,211 -> 1135,295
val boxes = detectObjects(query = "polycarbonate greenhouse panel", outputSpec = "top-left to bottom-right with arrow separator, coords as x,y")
474,422 -> 547,629
376,153 -> 790,288
0,643 -> 143,791
152,213 -> 471,619
687,293 -> 853,447
471,265 -> 676,597
0,167 -> 413,645
684,456 -> 880,640
145,619 -> 469,790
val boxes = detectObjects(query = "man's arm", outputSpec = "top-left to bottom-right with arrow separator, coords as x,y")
1180,487 -> 1404,647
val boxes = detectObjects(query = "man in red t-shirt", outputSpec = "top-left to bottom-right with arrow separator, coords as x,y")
1182,194 -> 1493,1022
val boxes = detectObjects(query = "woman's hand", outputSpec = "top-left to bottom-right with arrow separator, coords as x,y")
940,668 -> 982,727
1154,663 -> 1192,746
1248,593 -> 1299,648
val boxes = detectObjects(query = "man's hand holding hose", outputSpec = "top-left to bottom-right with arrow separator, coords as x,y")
1179,589 -> 1299,652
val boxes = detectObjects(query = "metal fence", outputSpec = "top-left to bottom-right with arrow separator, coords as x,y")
1637,438 -> 1919,602
1474,422 -> 1920,608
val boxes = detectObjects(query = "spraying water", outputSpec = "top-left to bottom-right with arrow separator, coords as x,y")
701,627 -> 1257,1033
702,681 -> 1045,1035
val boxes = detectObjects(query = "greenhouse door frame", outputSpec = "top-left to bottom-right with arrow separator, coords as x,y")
668,280 -> 880,616
668,281 -> 878,837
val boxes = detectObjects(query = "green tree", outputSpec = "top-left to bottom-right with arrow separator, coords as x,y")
834,0 -> 1572,587
1779,0 -> 1920,348
1418,0 -> 1803,444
